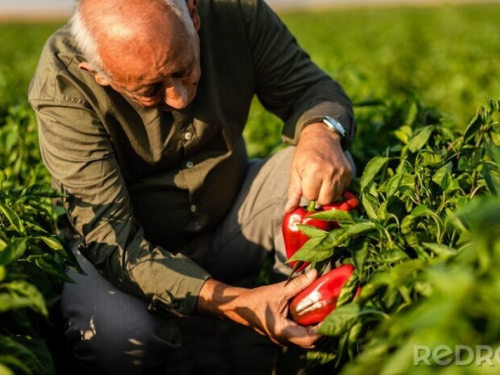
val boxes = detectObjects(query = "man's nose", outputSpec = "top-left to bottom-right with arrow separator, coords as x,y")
164,81 -> 188,110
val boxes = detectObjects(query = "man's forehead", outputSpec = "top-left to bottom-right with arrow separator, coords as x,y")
98,10 -> 195,86
110,39 -> 195,90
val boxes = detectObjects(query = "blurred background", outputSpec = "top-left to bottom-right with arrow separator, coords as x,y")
0,0 -> 499,158
1,0 -> 499,17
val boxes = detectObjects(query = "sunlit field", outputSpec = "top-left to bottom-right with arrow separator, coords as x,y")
1,3 -> 500,374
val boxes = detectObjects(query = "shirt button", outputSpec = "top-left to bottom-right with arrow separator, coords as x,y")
186,161 -> 194,168
184,132 -> 193,140
194,221 -> 202,232
190,205 -> 197,213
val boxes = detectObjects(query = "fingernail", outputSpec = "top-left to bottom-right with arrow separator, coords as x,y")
306,269 -> 315,278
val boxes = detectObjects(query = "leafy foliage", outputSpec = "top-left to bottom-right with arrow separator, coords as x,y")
293,99 -> 500,373
0,107 -> 82,374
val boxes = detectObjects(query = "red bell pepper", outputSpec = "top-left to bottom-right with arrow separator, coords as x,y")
321,191 -> 360,229
289,264 -> 358,326
282,201 -> 331,273
322,191 -> 359,212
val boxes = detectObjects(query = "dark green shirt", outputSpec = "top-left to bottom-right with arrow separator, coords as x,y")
28,0 -> 355,317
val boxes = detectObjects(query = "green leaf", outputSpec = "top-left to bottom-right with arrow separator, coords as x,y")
318,303 -> 361,337
0,362 -> 15,375
419,151 -> 442,166
371,248 -> 409,264
404,101 -> 419,126
351,238 -> 369,275
0,238 -> 6,252
361,193 -> 379,220
486,141 -> 500,165
422,242 -> 457,258
0,280 -> 47,316
451,197 -> 500,237
0,335 -> 50,375
401,204 -> 439,247
306,339 -> 338,367
483,164 -> 500,197
32,254 -> 74,283
0,238 -> 27,266
290,221 -> 376,263
361,157 -> 391,191
296,224 -> 329,238
337,270 -> 360,307
411,205 -> 434,217
339,221 -> 378,240
15,336 -> 56,375
0,356 -> 28,375
288,235 -> 336,263
432,162 -> 453,191
309,210 -> 355,224
362,260 -> 424,299
488,98 -> 500,113
0,202 -> 25,234
393,126 -> 412,145
38,236 -> 84,273
39,236 -> 64,251
23,220 -> 49,235
463,111 -> 482,144
408,126 -> 433,153
21,184 -> 65,198
385,172 -> 405,197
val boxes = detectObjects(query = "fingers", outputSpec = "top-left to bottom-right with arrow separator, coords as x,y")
300,157 -> 352,204
282,323 -> 322,349
289,133 -> 353,207
286,165 -> 303,212
282,269 -> 318,299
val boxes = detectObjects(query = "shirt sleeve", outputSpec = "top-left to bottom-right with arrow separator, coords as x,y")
31,99 -> 211,317
243,0 -> 356,148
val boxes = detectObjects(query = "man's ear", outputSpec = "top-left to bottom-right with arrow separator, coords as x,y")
187,0 -> 200,31
79,62 -> 110,87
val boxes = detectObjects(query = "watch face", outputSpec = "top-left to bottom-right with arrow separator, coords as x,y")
323,116 -> 346,137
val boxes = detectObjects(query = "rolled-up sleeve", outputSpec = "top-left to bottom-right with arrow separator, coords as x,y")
244,0 -> 355,148
31,99 -> 211,317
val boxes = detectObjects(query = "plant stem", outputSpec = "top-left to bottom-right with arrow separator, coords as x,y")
307,201 -> 316,212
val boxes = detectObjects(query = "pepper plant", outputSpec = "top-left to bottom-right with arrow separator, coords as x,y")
288,98 -> 500,371
0,107 -> 83,375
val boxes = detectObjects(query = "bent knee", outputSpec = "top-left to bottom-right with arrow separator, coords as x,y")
64,308 -> 180,374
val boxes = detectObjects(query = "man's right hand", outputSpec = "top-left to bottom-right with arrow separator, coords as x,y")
196,269 -> 322,348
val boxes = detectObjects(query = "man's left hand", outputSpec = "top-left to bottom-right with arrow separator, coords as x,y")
286,122 -> 352,212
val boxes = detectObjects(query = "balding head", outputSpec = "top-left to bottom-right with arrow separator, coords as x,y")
70,0 -> 198,78
70,0 -> 202,111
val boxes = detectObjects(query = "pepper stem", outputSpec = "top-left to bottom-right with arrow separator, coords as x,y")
307,201 -> 316,212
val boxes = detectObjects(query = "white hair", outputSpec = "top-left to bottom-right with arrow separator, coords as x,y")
69,0 -> 196,78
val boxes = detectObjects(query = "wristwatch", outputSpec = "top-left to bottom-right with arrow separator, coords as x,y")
321,116 -> 346,138
304,115 -> 348,149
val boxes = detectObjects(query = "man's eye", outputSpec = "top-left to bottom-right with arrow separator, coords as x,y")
139,84 -> 162,97
172,69 -> 191,79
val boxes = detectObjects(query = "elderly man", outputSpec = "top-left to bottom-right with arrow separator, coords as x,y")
29,0 -> 355,373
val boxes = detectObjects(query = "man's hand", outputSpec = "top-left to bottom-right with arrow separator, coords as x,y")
196,269 -> 322,348
286,122 -> 352,212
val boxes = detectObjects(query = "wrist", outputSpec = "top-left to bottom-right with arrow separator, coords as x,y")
302,116 -> 347,149
300,122 -> 342,145
196,278 -> 248,324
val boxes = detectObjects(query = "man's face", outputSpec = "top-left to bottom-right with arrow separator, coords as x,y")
106,30 -> 201,112
87,5 -> 202,112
